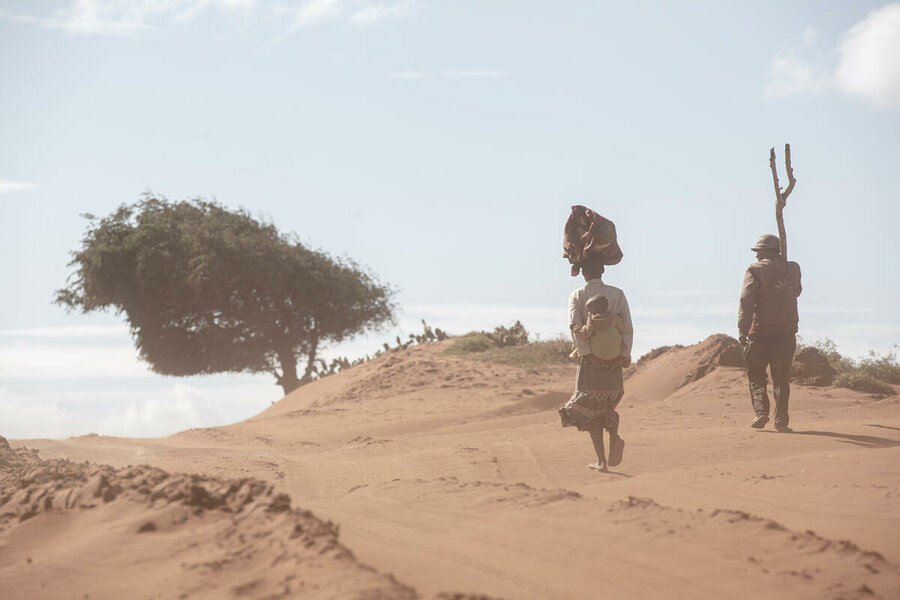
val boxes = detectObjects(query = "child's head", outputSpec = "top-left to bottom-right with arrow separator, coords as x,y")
585,294 -> 609,316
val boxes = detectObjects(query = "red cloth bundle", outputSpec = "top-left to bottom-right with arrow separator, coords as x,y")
563,205 -> 623,276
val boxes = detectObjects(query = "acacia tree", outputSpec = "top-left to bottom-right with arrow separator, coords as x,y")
56,196 -> 396,395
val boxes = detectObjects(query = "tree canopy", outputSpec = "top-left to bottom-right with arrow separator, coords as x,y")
56,196 -> 396,394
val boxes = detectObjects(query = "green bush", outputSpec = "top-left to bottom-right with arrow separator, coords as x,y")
444,332 -> 493,355
833,372 -> 896,396
445,321 -> 530,355
807,338 -> 856,373
484,321 -> 530,347
857,351 -> 900,385
476,338 -> 571,370
804,338 -> 897,396
443,322 -> 569,370
444,333 -> 570,371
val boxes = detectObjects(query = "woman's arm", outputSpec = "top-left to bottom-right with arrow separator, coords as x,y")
617,292 -> 634,358
568,290 -> 591,356
572,324 -> 592,339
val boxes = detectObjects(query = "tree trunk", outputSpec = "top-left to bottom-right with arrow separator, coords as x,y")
276,347 -> 300,396
769,144 -> 796,260
299,330 -> 320,386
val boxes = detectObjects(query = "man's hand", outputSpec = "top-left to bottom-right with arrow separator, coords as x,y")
622,355 -> 632,368
739,333 -> 748,347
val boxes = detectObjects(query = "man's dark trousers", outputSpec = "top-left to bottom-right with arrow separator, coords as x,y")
743,331 -> 796,428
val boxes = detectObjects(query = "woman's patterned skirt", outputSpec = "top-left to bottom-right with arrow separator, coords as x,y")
559,356 -> 624,432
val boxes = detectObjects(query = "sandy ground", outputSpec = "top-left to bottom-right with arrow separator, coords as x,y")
3,335 -> 900,599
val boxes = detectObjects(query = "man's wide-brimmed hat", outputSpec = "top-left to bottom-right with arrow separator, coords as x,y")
751,234 -> 781,252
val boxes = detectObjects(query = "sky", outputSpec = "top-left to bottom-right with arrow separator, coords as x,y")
1,0 -> 898,440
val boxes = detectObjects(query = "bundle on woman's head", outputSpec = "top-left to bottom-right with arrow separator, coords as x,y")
563,205 -> 623,276
580,253 -> 606,277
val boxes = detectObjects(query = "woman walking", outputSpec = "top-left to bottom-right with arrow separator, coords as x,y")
559,253 -> 633,472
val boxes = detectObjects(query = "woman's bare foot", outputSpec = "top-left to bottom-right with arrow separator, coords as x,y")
587,462 -> 608,473
608,437 -> 625,467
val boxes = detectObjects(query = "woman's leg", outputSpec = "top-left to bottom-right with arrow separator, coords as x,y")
606,409 -> 625,467
587,425 -> 607,471
605,410 -> 620,440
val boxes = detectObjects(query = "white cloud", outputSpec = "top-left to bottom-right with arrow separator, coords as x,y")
1,0 -> 258,36
0,179 -> 38,194
48,0 -> 158,35
281,0 -> 343,30
802,305 -> 875,316
801,25 -> 818,47
175,0 -> 257,22
631,304 -> 734,318
392,69 -> 510,80
0,324 -> 130,338
654,289 -> 729,298
443,69 -> 509,79
764,52 -> 831,98
392,70 -> 426,79
0,340 -> 152,379
2,0 -> 415,36
280,0 -> 415,31
0,323 -> 149,379
766,5 -> 900,109
835,2 -> 900,109
349,0 -> 412,25
632,324 -> 726,356
0,380 -> 276,439
96,383 -> 223,437
763,24 -> 830,99
0,389 -> 83,440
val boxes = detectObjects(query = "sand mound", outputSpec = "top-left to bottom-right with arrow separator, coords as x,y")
635,336 -> 839,389
624,334 -> 744,403
635,344 -> 685,365
608,496 -> 900,600
635,336 -> 838,389
0,451 -> 505,599
0,436 -> 41,472
0,456 -> 418,599
258,343 -> 487,417
339,353 -> 452,401
8,334 -> 900,599
679,334 -> 744,385
245,341 -> 571,444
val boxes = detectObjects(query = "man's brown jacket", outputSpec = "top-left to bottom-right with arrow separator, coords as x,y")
738,257 -> 802,336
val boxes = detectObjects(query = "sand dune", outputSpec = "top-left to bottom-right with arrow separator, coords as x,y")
3,335 -> 900,599
0,448 -> 421,599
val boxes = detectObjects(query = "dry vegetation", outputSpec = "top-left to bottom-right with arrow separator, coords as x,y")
443,322 -> 570,372
802,339 -> 899,395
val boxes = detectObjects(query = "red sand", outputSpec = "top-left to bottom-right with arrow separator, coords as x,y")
3,335 -> 899,599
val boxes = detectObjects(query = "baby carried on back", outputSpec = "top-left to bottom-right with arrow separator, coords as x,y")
569,295 -> 628,362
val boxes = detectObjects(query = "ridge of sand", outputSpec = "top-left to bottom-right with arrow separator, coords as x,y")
6,335 -> 900,599
0,437 -> 499,600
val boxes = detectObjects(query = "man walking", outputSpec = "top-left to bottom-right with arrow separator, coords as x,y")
738,234 -> 802,432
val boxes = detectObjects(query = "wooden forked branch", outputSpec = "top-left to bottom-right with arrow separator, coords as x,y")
769,143 -> 797,259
